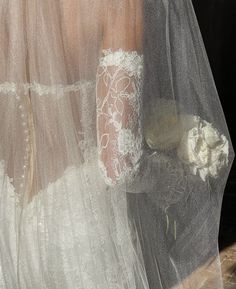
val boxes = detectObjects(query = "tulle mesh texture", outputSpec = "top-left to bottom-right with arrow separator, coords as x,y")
0,0 -> 234,289
96,48 -> 144,186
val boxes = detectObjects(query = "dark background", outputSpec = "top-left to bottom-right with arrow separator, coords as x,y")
192,0 -> 236,250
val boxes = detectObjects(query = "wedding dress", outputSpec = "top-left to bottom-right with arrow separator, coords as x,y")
0,1 -> 234,289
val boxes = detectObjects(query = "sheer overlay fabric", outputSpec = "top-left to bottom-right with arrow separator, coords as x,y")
0,1 -> 234,289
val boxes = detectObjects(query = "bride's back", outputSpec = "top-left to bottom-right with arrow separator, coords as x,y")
0,0 -> 103,83
0,0 -> 105,200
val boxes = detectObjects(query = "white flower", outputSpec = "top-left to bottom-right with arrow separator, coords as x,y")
177,115 -> 229,181
143,97 -> 229,181
144,99 -> 184,150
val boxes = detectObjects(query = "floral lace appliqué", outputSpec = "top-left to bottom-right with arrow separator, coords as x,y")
96,49 -> 144,186
0,80 -> 95,98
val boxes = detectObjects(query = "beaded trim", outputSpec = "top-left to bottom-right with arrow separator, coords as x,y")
0,80 -> 95,97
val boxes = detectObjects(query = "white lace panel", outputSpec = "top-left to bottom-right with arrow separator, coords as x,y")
96,49 -> 144,186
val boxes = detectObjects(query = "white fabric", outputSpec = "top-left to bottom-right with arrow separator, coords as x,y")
0,154 -> 142,289
177,115 -> 229,181
96,49 -> 144,186
0,1 -> 234,289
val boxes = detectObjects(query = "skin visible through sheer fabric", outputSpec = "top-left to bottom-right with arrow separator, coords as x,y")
0,1 -> 234,288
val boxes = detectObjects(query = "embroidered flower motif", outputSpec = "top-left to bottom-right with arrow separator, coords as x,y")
99,48 -> 144,78
96,49 -> 144,186
177,115 -> 229,181
118,128 -> 138,155
0,82 -> 16,93
0,80 -> 95,98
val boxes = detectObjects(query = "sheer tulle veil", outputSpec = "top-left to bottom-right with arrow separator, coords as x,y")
0,0 -> 234,288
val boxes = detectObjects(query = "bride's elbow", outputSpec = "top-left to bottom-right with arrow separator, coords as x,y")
97,150 -> 143,187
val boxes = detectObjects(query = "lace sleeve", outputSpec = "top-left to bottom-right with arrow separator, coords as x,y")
96,49 -> 144,186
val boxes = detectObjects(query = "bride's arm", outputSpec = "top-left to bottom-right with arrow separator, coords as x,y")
96,0 -> 144,186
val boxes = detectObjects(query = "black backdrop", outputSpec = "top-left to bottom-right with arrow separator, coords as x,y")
192,0 -> 236,250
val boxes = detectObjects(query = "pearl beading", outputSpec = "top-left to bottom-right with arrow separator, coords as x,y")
0,80 -> 94,204
13,95 -> 32,205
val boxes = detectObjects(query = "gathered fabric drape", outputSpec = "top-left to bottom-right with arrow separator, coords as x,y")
0,1 -> 234,288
